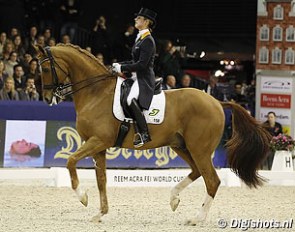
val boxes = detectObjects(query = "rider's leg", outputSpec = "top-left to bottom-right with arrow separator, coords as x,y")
129,98 -> 151,148
126,78 -> 151,147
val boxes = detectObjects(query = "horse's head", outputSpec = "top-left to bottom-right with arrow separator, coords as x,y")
35,45 -> 69,105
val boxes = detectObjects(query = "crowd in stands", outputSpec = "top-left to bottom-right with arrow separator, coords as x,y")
0,0 -> 256,117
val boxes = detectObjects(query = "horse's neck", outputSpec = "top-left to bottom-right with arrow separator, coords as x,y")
57,47 -> 114,110
72,76 -> 116,111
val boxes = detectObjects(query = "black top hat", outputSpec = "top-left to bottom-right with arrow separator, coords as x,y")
136,8 -> 157,28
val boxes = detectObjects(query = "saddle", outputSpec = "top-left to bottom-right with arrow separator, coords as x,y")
114,77 -> 163,147
120,77 -> 163,118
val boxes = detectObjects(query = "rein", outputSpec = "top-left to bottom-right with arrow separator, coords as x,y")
51,73 -> 114,99
39,46 -> 115,100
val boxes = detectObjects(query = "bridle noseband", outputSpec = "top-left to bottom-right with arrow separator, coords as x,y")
38,46 -> 115,100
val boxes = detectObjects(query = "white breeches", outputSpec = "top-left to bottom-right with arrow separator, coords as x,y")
127,74 -> 139,106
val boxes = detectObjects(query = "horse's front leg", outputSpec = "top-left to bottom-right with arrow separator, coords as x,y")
91,151 -> 108,223
67,136 -> 107,207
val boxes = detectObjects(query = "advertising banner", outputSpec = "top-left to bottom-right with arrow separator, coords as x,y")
260,76 -> 293,93
44,121 -> 188,168
259,76 -> 293,136
259,108 -> 291,125
260,93 -> 291,109
1,120 -> 228,169
3,120 -> 46,167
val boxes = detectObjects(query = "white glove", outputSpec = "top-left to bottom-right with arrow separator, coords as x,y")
112,63 -> 121,73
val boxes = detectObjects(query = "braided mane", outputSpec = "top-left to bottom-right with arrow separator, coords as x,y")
56,43 -> 109,73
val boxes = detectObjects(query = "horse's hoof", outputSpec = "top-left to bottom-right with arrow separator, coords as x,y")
80,191 -> 88,207
170,197 -> 180,212
185,214 -> 206,226
90,213 -> 102,223
185,218 -> 197,226
185,217 -> 205,226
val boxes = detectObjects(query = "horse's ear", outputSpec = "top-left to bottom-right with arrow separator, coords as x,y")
33,45 -> 46,57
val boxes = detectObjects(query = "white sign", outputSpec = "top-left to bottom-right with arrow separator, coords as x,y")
259,108 -> 291,125
107,169 -> 191,187
260,76 -> 293,93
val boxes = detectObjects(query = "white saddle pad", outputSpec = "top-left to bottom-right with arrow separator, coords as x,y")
113,77 -> 166,124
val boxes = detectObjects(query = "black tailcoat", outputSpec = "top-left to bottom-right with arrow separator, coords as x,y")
121,33 -> 156,110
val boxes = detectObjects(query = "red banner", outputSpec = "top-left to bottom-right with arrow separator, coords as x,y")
261,93 -> 291,109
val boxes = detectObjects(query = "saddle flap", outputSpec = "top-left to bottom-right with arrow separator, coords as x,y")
120,79 -> 134,118
113,77 -> 166,124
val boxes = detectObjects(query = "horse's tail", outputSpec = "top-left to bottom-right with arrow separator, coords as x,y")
220,102 -> 272,188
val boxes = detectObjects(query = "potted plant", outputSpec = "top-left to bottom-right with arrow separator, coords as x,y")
270,133 -> 295,171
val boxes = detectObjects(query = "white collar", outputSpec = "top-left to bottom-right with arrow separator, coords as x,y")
135,29 -> 150,42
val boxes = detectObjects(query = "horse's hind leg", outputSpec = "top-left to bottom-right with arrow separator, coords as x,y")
91,151 -> 108,223
170,147 -> 201,212
186,149 -> 221,225
67,136 -> 107,207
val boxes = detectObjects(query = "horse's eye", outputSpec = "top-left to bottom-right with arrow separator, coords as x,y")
43,67 -> 50,73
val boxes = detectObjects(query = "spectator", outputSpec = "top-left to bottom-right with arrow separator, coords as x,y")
21,53 -> 33,74
91,16 -> 111,64
263,111 -> 283,137
0,76 -> 20,100
13,64 -> 26,92
48,37 -> 56,46
25,26 -> 38,55
263,111 -> 283,170
60,0 -> 80,43
0,32 -> 7,57
37,35 -> 46,48
178,74 -> 191,88
0,60 -> 8,90
162,75 -> 176,90
9,27 -> 20,40
230,82 -> 247,104
13,35 -> 26,58
61,34 -> 71,44
1,41 -> 15,61
43,28 -> 52,46
19,76 -> 39,101
204,75 -> 224,101
26,58 -> 42,99
245,78 -> 256,116
115,24 -> 136,60
158,40 -> 182,82
4,52 -> 19,77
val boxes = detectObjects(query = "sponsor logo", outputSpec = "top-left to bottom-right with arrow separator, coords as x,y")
149,109 -> 160,116
261,77 -> 292,93
260,94 -> 291,108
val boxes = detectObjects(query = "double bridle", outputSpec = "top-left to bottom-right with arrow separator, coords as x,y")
38,46 -> 114,100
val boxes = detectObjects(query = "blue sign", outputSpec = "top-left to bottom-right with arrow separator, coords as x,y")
44,121 -> 189,168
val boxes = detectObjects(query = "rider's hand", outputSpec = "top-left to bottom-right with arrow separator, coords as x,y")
112,63 -> 121,73
112,63 -> 124,77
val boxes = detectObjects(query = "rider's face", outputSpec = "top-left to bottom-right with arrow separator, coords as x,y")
134,16 -> 148,30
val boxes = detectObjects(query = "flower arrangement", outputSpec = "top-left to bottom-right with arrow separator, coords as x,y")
269,133 -> 295,152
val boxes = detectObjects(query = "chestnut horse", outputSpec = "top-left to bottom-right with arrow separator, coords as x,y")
37,44 -> 271,225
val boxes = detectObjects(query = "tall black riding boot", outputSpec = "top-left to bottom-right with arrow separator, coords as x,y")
129,98 -> 151,148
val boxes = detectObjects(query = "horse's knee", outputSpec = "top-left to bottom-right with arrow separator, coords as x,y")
67,156 -> 77,169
